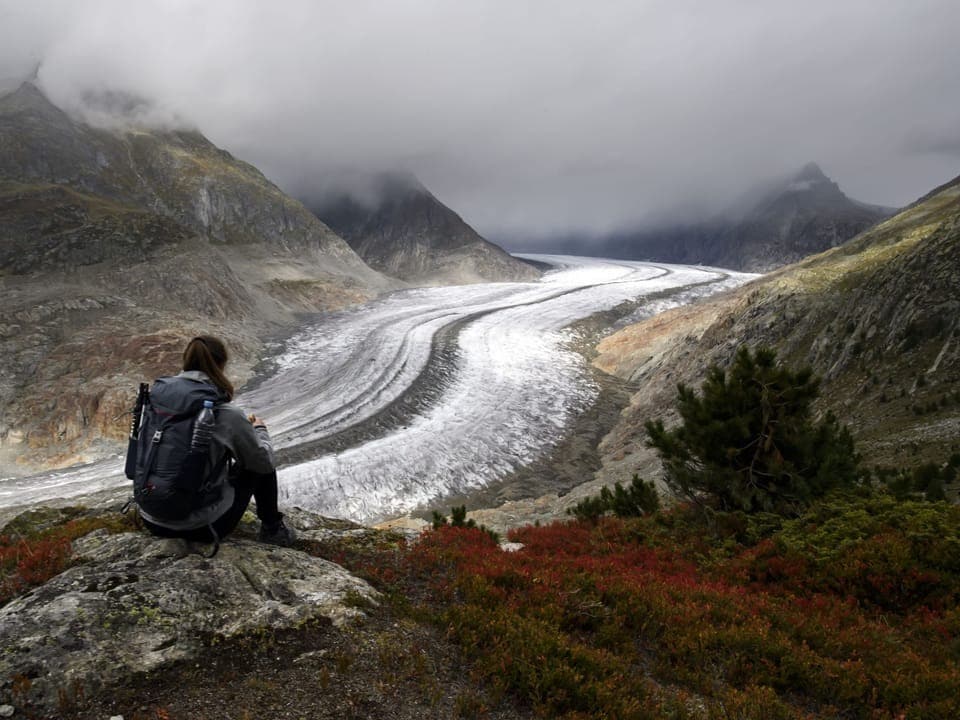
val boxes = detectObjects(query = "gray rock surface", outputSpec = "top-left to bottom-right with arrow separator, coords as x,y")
0,526 -> 379,710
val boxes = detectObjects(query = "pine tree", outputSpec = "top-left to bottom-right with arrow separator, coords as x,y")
645,346 -> 858,514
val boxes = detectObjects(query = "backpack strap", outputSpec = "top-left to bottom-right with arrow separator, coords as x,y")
190,524 -> 220,559
139,425 -> 165,484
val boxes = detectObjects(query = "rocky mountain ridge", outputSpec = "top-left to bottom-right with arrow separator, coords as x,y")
610,163 -> 895,271
511,163 -> 894,272
310,172 -> 540,285
0,82 -> 397,471
591,170 -> 960,490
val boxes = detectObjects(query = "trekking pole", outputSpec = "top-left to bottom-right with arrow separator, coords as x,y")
124,383 -> 149,480
130,383 -> 149,439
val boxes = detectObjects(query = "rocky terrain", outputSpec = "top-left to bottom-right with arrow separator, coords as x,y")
309,172 -> 540,285
0,83 -> 399,472
0,506 -> 536,720
0,510 -> 378,709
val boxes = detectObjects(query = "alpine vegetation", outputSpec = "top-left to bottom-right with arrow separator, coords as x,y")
646,346 -> 859,515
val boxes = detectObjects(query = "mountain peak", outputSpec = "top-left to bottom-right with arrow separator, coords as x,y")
1,81 -> 57,112
309,172 -> 539,284
373,170 -> 429,199
794,162 -> 828,182
596,161 -> 892,271
0,81 -> 85,138
778,162 -> 843,199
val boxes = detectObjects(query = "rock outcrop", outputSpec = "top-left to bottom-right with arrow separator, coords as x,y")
0,510 -> 382,713
310,172 -> 540,285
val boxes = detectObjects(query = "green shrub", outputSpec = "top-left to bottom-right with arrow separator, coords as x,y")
569,475 -> 660,521
873,460 -> 956,501
432,505 -> 499,542
767,491 -> 960,612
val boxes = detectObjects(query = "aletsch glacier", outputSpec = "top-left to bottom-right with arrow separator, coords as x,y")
0,256 -> 754,523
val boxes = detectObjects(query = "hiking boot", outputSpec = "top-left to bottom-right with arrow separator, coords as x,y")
258,519 -> 297,547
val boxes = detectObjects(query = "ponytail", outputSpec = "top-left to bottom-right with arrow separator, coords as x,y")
182,335 -> 235,400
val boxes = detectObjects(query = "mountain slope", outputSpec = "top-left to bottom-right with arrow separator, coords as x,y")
311,173 -> 540,285
593,172 -> 960,487
0,83 -> 383,272
598,163 -> 894,271
0,83 -> 395,470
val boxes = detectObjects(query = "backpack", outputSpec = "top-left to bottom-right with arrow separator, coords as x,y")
124,376 -> 230,524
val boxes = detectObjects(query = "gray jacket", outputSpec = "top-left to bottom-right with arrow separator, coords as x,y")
139,370 -> 275,530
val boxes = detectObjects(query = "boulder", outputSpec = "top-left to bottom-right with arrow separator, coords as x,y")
0,525 -> 379,710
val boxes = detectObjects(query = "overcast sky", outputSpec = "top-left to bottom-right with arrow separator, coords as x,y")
1,0 -> 959,238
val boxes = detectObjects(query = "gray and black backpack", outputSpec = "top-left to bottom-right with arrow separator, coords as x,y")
124,376 -> 230,525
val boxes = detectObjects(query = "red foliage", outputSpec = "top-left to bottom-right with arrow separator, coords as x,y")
390,513 -> 960,719
1,514 -> 134,605
0,534 -> 72,604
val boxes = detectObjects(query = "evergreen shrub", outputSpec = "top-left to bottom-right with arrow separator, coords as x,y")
646,346 -> 858,514
568,475 -> 660,521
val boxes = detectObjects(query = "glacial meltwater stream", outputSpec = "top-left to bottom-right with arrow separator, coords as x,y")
0,256 -> 754,523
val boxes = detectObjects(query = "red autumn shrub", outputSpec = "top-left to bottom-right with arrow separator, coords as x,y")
1,534 -> 72,604
383,500 -> 960,719
0,513 -> 134,606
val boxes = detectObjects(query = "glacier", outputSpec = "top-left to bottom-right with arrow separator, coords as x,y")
0,256 -> 754,523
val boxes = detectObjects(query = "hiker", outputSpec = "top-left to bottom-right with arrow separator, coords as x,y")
131,335 -> 296,549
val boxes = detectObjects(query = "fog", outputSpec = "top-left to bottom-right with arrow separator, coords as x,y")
1,0 -> 959,239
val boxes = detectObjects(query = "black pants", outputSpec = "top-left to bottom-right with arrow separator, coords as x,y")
143,467 -> 283,542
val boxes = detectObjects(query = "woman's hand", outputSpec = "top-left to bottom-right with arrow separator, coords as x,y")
248,414 -> 267,428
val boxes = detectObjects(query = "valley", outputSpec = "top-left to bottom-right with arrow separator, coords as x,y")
1,8 -> 959,715
0,256 -> 753,524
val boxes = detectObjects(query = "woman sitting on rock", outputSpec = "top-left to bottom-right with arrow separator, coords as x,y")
131,335 -> 296,550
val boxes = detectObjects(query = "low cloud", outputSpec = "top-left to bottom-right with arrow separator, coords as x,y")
904,129 -> 960,158
2,0 -> 959,239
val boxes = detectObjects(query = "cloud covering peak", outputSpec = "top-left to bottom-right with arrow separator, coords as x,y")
2,0 -> 959,238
